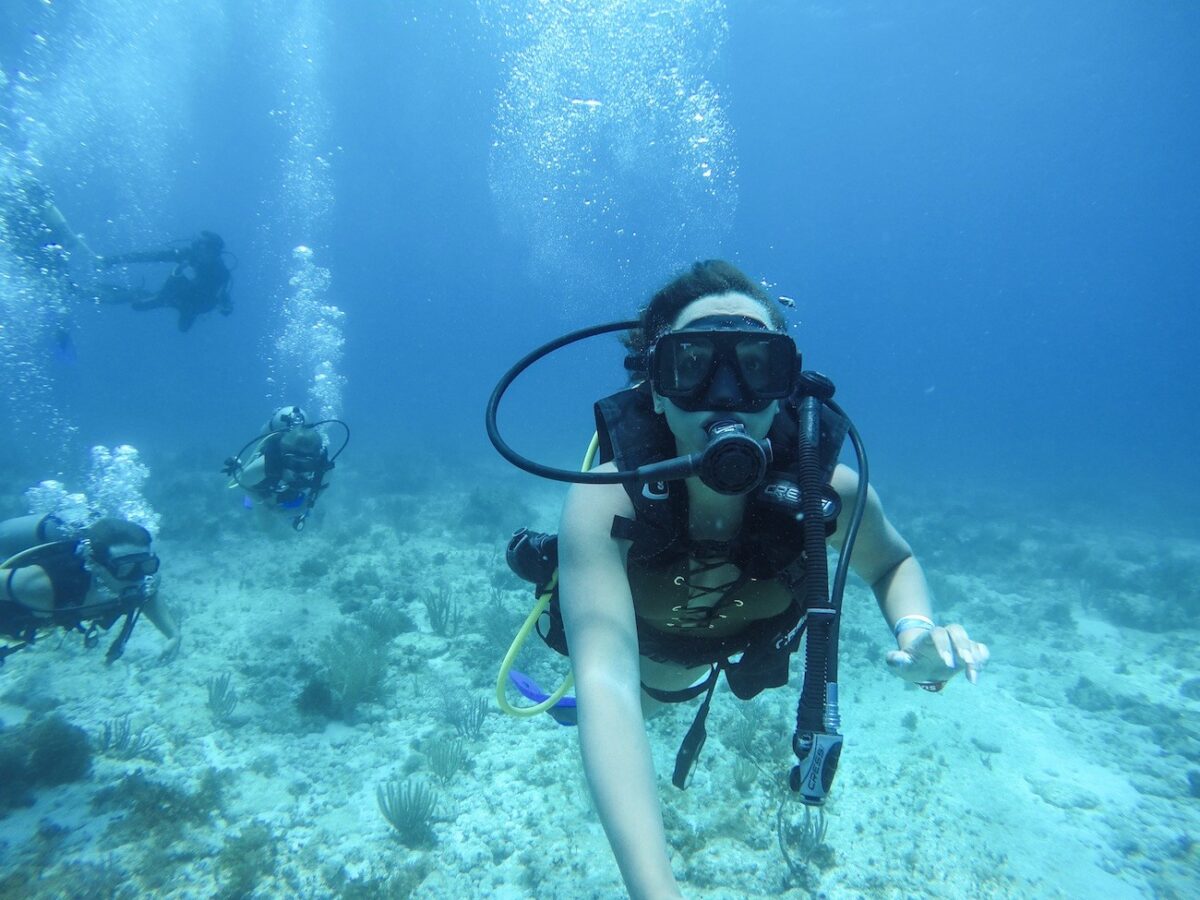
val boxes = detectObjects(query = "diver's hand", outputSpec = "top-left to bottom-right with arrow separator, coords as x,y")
221,457 -> 241,477
886,624 -> 988,690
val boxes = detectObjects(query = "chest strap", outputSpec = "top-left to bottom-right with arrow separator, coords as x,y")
642,665 -> 721,789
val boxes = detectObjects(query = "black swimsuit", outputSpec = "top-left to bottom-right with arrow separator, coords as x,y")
1,540 -> 92,637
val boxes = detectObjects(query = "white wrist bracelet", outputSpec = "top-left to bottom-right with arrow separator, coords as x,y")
893,615 -> 935,638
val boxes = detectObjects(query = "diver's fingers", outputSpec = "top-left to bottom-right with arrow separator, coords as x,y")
973,641 -> 991,667
944,623 -> 971,661
964,640 -> 990,684
945,624 -> 989,684
885,647 -> 915,672
930,625 -> 956,669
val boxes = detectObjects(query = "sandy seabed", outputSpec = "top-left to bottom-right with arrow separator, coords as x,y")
1,461 -> 1197,899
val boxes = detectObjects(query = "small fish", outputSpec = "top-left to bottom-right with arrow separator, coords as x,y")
778,295 -> 796,308
568,97 -> 602,108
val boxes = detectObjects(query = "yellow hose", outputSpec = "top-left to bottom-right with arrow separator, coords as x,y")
494,434 -> 599,717
494,574 -> 574,716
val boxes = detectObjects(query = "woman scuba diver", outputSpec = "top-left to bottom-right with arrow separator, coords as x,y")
487,259 -> 989,899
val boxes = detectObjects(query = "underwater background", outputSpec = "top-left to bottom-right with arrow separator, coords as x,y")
1,1 -> 1197,897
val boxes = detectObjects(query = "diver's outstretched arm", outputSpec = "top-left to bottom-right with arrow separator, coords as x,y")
559,475 -> 684,900
40,201 -> 100,262
829,464 -> 990,688
102,247 -> 185,267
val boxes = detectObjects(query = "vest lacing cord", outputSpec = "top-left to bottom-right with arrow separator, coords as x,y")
669,567 -> 744,629
654,547 -> 760,788
666,542 -> 751,630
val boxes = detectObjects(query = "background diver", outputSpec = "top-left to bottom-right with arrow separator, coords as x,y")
0,512 -> 180,665
100,230 -> 232,332
0,166 -> 102,360
223,405 -> 349,532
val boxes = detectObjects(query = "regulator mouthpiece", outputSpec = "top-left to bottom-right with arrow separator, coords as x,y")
696,420 -> 770,495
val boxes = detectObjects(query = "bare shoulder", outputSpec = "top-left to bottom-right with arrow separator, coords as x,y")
830,462 -> 860,498
7,565 -> 55,612
560,463 -> 634,542
831,462 -> 890,511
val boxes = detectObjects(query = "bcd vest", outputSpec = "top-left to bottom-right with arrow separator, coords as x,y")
536,383 -> 847,701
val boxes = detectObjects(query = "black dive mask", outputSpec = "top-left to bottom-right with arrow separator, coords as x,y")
281,450 -> 321,472
106,551 -> 160,581
648,315 -> 798,413
486,318 -> 844,498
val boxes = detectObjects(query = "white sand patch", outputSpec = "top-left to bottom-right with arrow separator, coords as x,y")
2,474 -> 1196,897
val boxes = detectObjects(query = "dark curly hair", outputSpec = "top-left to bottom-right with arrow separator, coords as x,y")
622,260 -> 787,382
85,518 -> 152,563
280,427 -> 323,457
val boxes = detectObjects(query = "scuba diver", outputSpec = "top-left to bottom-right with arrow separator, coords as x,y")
0,171 -> 100,266
487,260 -> 990,899
222,405 -> 349,532
0,164 -> 102,361
99,230 -> 232,333
0,512 -> 180,666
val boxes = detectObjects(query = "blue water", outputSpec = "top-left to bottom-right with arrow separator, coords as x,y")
1,0 -> 1194,506
1,2 -> 1198,896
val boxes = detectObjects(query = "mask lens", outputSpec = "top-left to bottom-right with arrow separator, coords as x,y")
666,336 -> 716,394
652,329 -> 796,409
282,452 -> 312,470
735,334 -> 793,396
111,552 -> 159,580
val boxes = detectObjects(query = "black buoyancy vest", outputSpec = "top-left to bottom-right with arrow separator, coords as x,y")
262,436 -> 328,495
588,383 -> 848,701
0,540 -> 132,639
594,382 -> 848,574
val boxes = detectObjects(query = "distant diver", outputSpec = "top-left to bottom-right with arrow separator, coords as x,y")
0,170 -> 101,269
0,167 -> 102,359
222,406 -> 350,532
100,230 -> 232,332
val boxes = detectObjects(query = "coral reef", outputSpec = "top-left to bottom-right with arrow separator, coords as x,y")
0,714 -> 92,815
377,779 -> 438,847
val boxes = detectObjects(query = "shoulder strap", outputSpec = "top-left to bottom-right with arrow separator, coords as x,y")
261,434 -> 285,481
594,384 -> 687,562
766,397 -> 849,483
594,383 -> 673,470
0,539 -> 74,572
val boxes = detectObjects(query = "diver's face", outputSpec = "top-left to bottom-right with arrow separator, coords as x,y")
95,541 -> 160,593
652,292 -> 782,452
